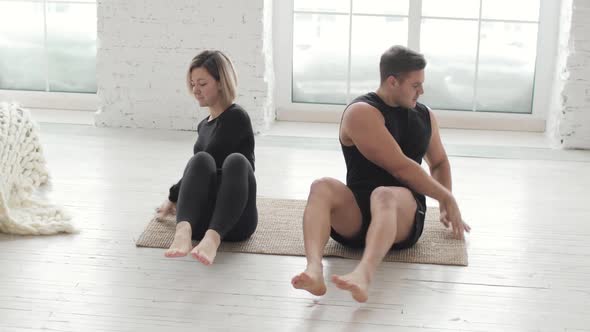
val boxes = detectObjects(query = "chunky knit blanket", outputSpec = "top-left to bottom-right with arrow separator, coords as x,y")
0,102 -> 74,235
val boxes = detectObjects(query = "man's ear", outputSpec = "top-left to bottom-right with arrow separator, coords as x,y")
386,75 -> 399,88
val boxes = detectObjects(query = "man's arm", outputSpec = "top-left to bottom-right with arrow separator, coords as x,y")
341,103 -> 451,202
424,110 -> 452,191
422,109 -> 471,234
341,103 -> 468,238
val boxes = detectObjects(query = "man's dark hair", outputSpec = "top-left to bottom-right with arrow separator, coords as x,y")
379,45 -> 426,83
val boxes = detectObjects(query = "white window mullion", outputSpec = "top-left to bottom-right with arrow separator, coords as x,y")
531,0 -> 559,120
345,0 -> 353,104
472,0 -> 484,112
408,0 -> 422,50
43,0 -> 49,92
275,0 -> 294,109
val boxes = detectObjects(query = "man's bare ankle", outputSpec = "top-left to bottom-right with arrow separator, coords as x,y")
306,261 -> 323,271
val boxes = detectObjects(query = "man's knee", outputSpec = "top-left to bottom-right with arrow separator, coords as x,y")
309,177 -> 339,199
370,187 -> 409,209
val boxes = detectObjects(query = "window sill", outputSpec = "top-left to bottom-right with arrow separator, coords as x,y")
277,106 -> 546,132
0,90 -> 98,112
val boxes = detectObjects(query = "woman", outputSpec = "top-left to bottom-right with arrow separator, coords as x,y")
158,50 -> 257,266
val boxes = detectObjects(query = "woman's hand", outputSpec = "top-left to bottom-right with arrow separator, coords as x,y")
156,199 -> 176,220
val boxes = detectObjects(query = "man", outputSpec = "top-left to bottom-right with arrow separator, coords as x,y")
291,45 -> 470,303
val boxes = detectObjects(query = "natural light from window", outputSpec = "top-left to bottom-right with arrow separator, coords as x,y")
0,0 -> 97,93
292,0 -> 540,113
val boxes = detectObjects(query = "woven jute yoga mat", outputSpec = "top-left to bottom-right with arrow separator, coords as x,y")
137,198 -> 467,266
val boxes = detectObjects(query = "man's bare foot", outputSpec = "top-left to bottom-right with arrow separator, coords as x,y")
165,222 -> 192,257
291,264 -> 327,296
331,270 -> 370,303
191,230 -> 221,266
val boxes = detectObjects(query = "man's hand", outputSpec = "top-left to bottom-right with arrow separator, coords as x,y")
439,195 -> 470,239
156,199 -> 176,220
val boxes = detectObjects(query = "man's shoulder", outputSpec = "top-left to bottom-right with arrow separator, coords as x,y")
414,102 -> 431,113
344,102 -> 382,121
349,92 -> 382,110
410,102 -> 432,123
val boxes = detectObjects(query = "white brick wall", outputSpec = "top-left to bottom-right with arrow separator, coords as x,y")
95,0 -> 274,132
549,0 -> 590,149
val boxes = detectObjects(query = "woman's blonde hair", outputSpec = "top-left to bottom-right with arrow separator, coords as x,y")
187,50 -> 238,106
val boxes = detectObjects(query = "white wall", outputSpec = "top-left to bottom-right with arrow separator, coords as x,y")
95,0 -> 274,132
549,0 -> 590,149
94,0 -> 589,148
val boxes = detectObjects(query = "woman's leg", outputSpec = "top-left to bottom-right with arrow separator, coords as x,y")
191,153 -> 256,265
165,152 -> 217,257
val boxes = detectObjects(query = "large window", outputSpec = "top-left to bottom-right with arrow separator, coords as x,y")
0,0 -> 96,93
290,0 -> 542,114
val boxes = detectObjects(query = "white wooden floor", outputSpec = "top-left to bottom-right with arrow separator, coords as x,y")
1,122 -> 590,332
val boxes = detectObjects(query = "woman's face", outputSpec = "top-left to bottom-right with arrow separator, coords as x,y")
189,67 -> 221,107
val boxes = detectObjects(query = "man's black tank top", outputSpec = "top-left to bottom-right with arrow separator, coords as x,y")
341,92 -> 432,206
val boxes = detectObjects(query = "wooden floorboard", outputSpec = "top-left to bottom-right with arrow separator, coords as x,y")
1,123 -> 589,331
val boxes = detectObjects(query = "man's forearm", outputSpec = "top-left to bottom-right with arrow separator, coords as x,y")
430,160 -> 452,192
395,162 -> 451,202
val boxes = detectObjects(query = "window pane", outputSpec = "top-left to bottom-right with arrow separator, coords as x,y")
0,1 -> 46,91
476,22 -> 537,113
420,19 -> 479,111
293,13 -> 349,104
482,0 -> 540,21
350,16 -> 407,97
46,3 -> 97,93
49,0 -> 96,2
352,0 -> 409,16
422,0 -> 480,19
294,0 -> 349,13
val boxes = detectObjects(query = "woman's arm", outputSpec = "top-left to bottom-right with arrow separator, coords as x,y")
168,179 -> 182,203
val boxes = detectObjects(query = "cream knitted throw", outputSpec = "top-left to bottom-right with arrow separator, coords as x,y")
0,102 -> 74,235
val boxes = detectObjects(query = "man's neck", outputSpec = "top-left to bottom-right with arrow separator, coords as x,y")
375,88 -> 399,108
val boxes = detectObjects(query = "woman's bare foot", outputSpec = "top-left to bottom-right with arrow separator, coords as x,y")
165,221 -> 192,257
191,230 -> 221,265
156,200 -> 176,221
291,264 -> 327,296
331,269 -> 370,303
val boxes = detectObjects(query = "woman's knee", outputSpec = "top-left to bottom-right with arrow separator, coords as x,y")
187,151 -> 216,172
222,153 -> 250,172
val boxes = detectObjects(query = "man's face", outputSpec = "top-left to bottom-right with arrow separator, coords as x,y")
393,69 -> 425,108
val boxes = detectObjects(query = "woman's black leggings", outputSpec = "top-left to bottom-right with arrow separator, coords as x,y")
175,151 -> 257,241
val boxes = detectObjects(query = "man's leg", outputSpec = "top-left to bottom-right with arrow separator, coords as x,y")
332,187 -> 417,302
291,177 -> 363,296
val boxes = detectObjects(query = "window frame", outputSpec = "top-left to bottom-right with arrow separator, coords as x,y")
0,0 -> 97,111
274,0 -> 561,131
